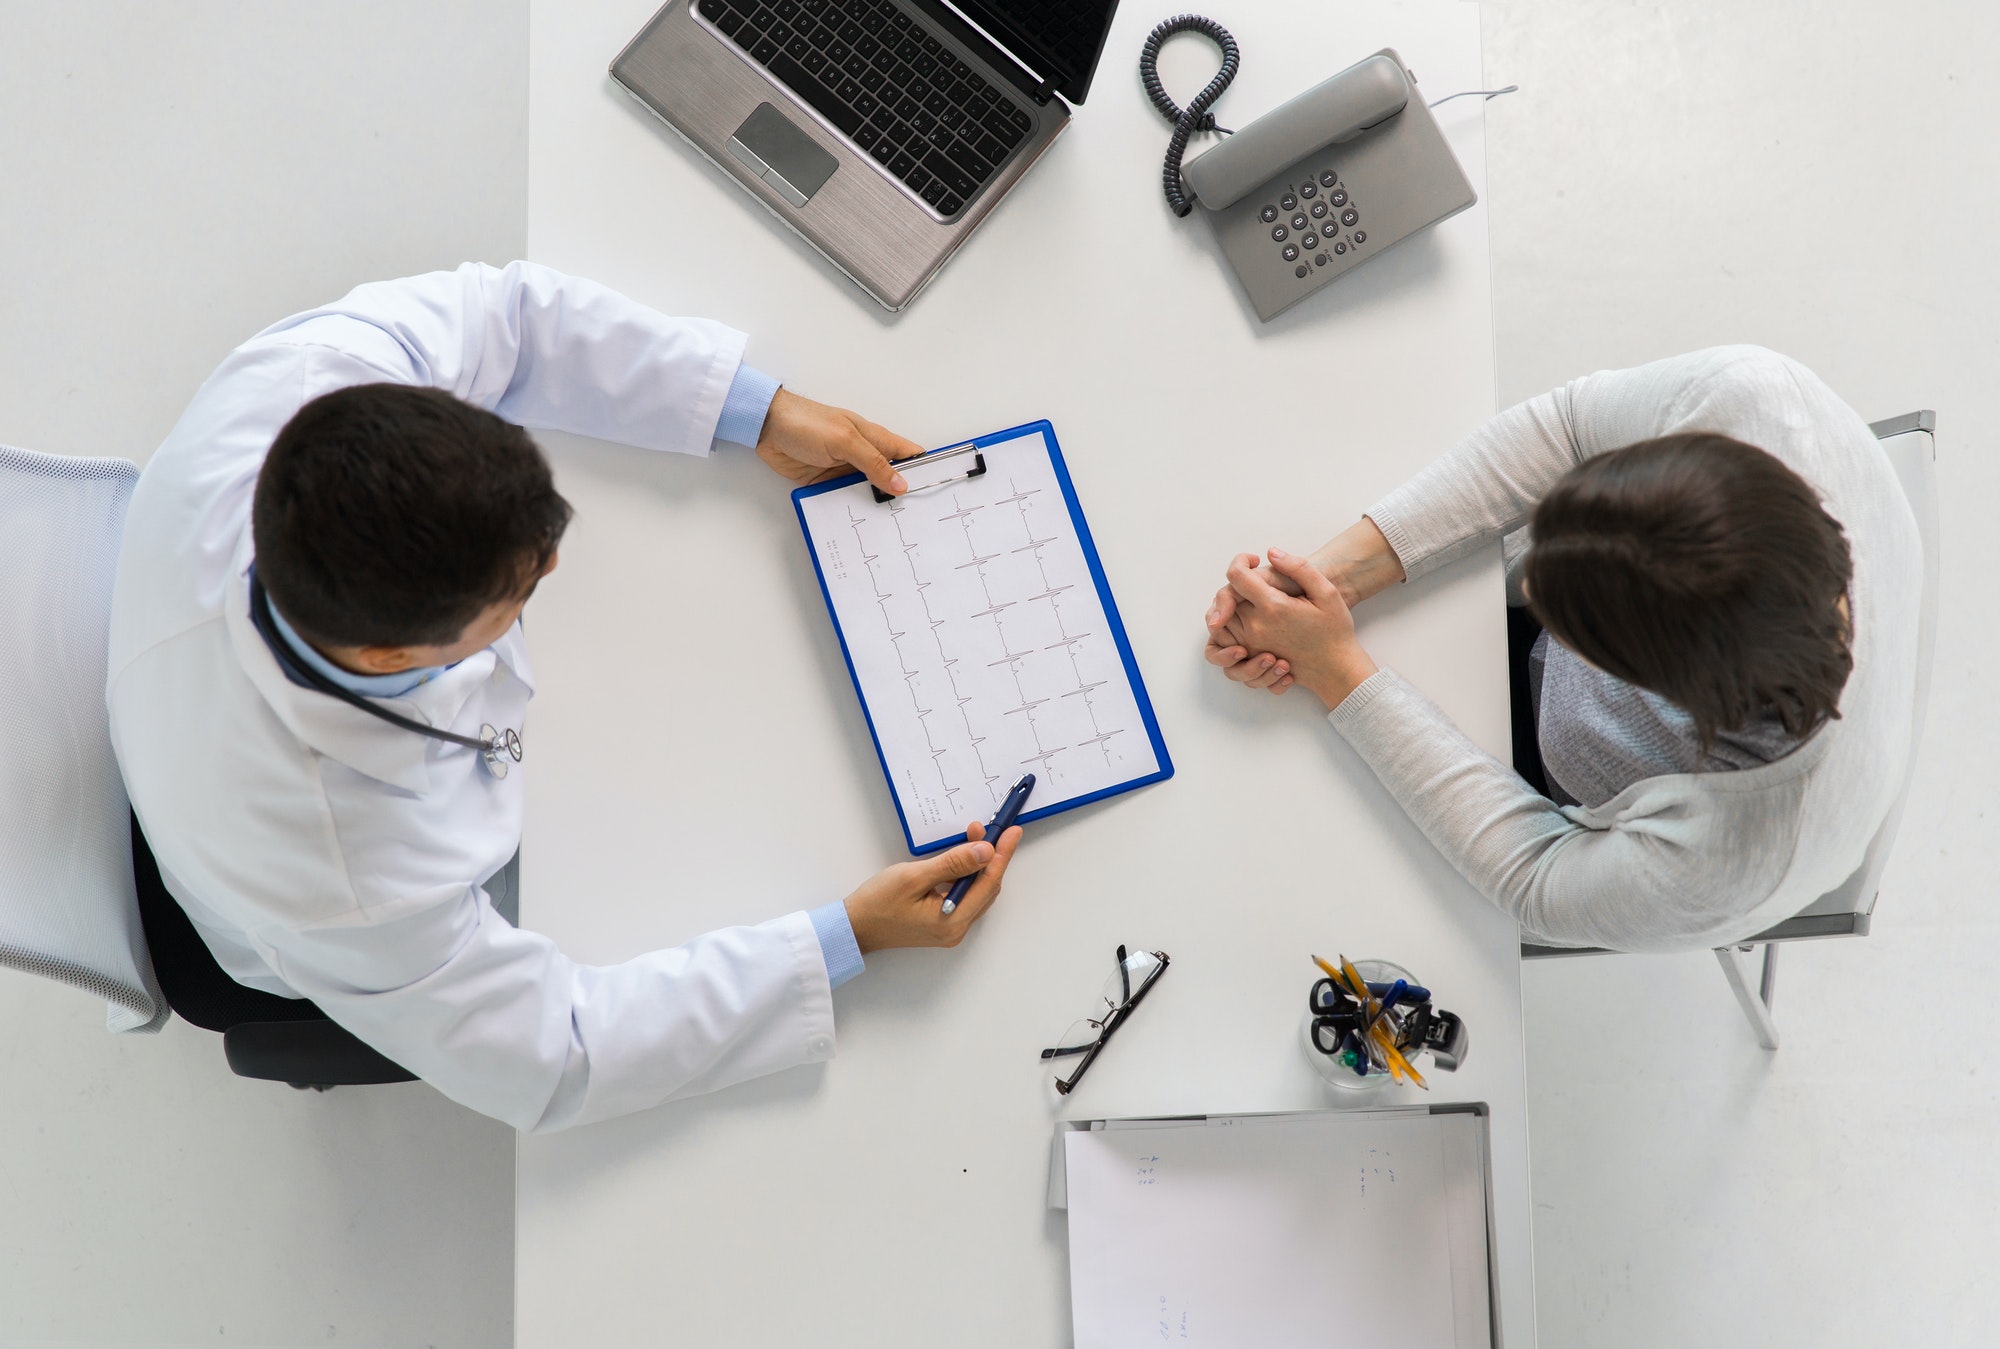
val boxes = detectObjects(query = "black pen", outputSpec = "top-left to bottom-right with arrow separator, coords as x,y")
939,773 -> 1034,915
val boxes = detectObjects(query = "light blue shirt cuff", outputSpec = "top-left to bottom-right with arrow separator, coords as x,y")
808,901 -> 865,990
714,363 -> 781,447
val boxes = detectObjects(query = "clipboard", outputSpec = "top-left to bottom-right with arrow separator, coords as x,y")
793,420 -> 1173,854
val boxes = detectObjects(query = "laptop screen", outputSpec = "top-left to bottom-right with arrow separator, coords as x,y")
952,1 -> 1120,105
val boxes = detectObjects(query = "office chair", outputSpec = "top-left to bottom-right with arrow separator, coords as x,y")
1518,413 -> 1940,1050
0,443 -> 413,1088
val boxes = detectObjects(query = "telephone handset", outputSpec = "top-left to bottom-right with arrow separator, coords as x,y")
1143,23 -> 1478,322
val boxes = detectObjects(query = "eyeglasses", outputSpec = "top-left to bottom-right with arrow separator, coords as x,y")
1041,945 -> 1170,1095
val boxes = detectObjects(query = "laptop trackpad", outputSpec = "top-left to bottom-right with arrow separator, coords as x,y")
727,103 -> 838,208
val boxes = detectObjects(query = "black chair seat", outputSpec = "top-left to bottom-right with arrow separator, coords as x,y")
130,814 -> 414,1086
225,1019 -> 415,1087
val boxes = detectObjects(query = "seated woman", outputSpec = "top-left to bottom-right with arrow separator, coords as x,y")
1203,347 -> 1922,951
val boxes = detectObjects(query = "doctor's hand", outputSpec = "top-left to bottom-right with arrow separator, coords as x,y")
843,820 -> 1023,953
1206,549 -> 1379,710
755,387 -> 925,496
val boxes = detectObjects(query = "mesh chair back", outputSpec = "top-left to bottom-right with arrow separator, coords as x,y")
1776,415 -> 1937,934
0,445 -> 163,1030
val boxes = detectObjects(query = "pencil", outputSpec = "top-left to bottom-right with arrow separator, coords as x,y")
1338,955 -> 1427,1090
1311,954 -> 1429,1087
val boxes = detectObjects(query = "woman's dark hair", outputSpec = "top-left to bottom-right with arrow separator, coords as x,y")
1523,432 -> 1854,749
252,384 -> 573,648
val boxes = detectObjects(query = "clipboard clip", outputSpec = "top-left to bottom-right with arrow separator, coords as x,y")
872,442 -> 987,503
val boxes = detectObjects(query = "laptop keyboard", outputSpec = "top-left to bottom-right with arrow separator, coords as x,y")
696,0 -> 1035,218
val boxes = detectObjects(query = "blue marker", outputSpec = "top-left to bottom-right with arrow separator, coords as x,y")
1366,978 -> 1409,1037
940,774 -> 1034,915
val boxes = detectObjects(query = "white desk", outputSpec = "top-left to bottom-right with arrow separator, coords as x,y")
517,1 -> 1534,1344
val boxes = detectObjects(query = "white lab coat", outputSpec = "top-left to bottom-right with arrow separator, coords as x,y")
107,261 -> 836,1132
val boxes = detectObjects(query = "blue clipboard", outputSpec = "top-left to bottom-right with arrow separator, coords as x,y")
793,420 -> 1173,854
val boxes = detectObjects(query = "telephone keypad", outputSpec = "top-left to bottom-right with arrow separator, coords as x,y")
1267,165 -> 1363,283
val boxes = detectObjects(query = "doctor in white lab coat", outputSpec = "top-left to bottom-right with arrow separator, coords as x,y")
107,261 -> 1020,1132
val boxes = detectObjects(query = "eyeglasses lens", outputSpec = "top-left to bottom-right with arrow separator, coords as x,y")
1105,950 -> 1162,1004
1052,1018 -> 1105,1057
1048,951 -> 1164,1062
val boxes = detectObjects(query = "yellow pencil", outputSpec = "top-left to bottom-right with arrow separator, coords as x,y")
1312,954 -> 1429,1087
1337,954 -> 1427,1089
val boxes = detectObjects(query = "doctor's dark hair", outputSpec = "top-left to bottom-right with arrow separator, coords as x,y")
252,384 -> 573,648
1522,432 -> 1854,750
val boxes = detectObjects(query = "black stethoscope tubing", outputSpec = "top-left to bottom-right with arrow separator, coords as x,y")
247,572 -> 522,774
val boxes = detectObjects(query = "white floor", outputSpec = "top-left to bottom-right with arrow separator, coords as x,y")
3,1 -> 1995,1345
1487,1 -> 2000,1344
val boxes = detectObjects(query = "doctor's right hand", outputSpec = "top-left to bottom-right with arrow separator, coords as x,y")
755,388 -> 925,497
843,820 -> 1023,952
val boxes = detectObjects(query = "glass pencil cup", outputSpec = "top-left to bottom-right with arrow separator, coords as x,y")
1301,958 -> 1419,1095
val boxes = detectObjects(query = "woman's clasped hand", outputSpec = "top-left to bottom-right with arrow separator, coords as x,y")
1203,519 -> 1406,710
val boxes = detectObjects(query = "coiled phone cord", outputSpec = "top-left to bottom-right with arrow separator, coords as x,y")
1138,14 -> 1240,218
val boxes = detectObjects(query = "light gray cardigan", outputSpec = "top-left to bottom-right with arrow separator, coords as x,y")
1331,347 -> 1922,951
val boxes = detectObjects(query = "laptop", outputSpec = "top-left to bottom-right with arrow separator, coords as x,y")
611,0 -> 1120,311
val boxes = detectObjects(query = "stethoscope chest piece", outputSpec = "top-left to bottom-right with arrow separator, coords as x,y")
480,724 -> 524,779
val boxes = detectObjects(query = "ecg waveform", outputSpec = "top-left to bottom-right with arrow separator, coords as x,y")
838,473 -> 1130,817
802,431 -> 1157,842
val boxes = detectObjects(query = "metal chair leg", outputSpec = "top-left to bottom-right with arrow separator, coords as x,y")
1715,944 -> 1781,1050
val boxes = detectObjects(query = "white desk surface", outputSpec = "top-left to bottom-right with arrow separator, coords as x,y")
518,1 -> 1534,1344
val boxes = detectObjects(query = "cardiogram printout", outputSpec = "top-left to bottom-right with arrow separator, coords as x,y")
795,422 -> 1170,853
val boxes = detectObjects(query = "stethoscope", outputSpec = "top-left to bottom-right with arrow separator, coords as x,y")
248,573 -> 524,779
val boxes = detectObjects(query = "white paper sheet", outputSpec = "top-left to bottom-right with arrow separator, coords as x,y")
799,427 -> 1161,849
1064,1113 -> 1461,1349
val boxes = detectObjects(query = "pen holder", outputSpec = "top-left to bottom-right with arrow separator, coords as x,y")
1301,958 -> 1419,1096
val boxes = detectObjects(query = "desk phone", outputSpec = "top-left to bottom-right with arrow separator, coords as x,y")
1177,48 -> 1477,322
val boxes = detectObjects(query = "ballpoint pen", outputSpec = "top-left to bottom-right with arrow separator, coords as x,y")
940,773 -> 1034,915
1339,955 -> 1426,1089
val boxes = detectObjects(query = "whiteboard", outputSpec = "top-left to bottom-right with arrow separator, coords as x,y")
1063,1110 -> 1493,1349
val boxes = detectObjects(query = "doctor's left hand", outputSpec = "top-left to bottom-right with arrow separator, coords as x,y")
842,820 -> 1023,953
756,387 -> 925,496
